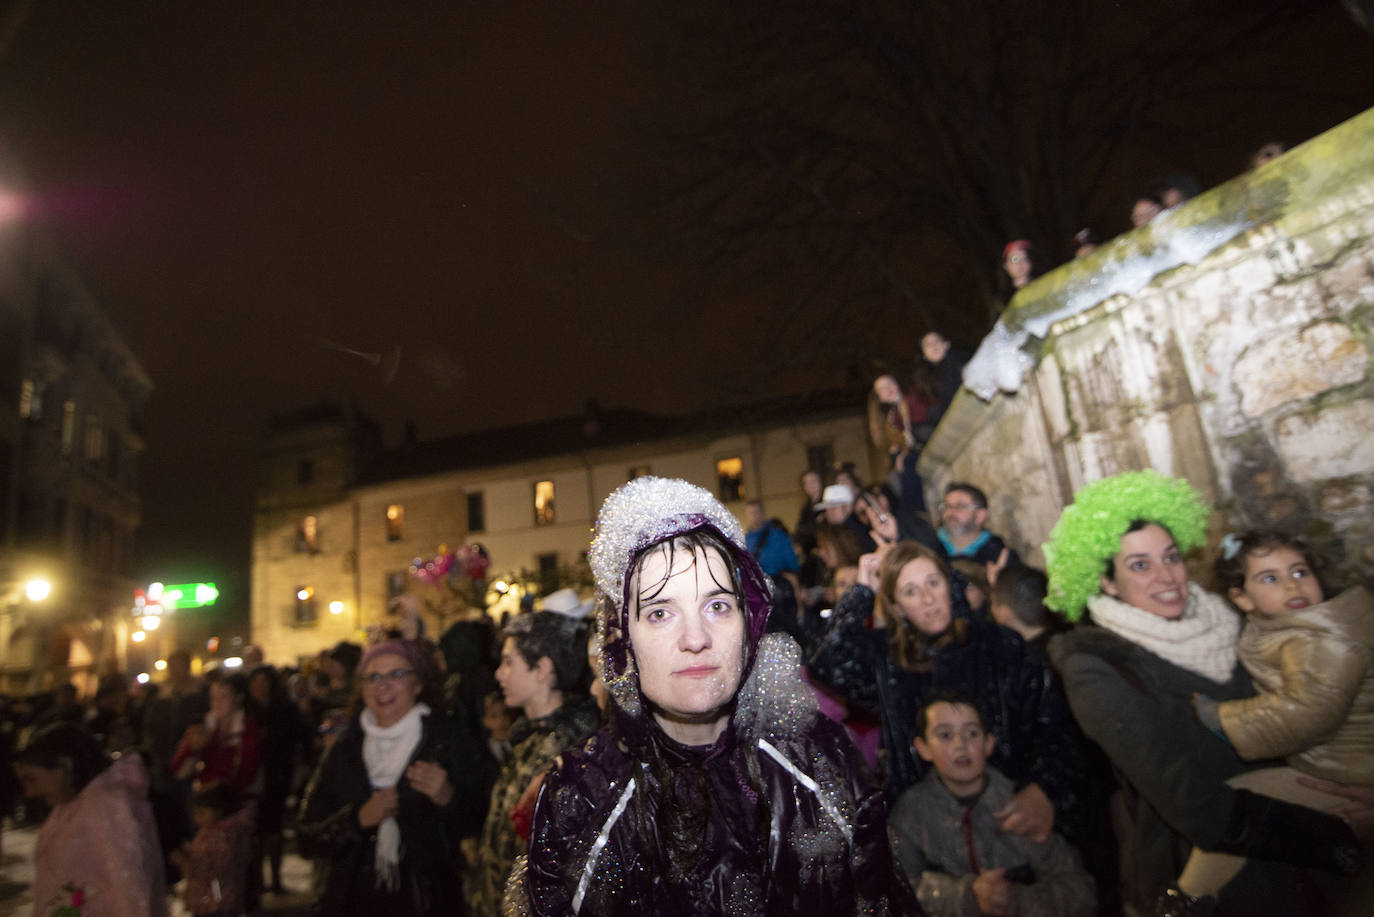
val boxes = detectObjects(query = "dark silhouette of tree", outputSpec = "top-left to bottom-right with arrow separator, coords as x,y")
618,0 -> 1374,399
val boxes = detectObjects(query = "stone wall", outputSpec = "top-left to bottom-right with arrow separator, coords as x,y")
919,106 -> 1374,584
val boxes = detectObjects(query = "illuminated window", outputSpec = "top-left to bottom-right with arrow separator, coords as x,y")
386,504 -> 404,541
18,379 -> 35,419
533,480 -> 556,526
294,586 -> 316,625
466,492 -> 485,533
715,457 -> 745,502
299,515 -> 318,552
628,465 -> 651,480
60,401 -> 76,455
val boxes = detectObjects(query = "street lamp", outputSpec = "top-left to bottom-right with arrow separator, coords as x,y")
24,578 -> 51,602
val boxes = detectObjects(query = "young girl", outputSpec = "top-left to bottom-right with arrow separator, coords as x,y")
1195,531 -> 1374,787
171,783 -> 253,917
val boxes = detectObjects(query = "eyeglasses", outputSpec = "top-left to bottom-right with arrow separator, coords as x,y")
1005,254 -> 1028,264
939,501 -> 977,513
360,668 -> 414,687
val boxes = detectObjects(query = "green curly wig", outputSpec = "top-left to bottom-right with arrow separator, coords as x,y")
1043,470 -> 1208,621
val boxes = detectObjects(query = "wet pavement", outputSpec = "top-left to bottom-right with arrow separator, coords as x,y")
0,820 -> 316,916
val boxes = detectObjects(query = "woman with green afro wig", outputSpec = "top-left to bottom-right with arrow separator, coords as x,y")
1043,470 -> 1208,621
1045,470 -> 1362,912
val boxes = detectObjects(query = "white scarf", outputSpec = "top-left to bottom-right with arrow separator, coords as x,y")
360,701 -> 429,891
1087,582 -> 1240,683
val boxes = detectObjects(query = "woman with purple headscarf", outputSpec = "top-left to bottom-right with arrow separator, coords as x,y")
297,639 -> 482,915
506,476 -> 919,916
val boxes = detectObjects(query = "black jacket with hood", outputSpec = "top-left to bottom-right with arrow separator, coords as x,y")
506,476 -> 920,916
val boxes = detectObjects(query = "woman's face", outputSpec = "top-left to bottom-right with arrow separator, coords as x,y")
628,543 -> 746,745
892,557 -> 953,636
14,762 -> 71,807
209,681 -> 241,718
873,375 -> 901,405
360,652 -> 422,728
801,471 -> 823,502
1101,524 -> 1189,619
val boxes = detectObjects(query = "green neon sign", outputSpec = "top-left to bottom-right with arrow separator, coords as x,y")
160,582 -> 219,610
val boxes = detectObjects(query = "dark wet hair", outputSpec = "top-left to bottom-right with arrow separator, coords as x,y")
918,689 -> 987,737
991,565 -> 1053,629
503,611 -> 588,694
630,528 -> 744,620
14,723 -> 110,795
1214,531 -> 1320,596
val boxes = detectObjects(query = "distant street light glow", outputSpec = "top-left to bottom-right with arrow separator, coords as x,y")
142,615 -> 161,631
329,600 -> 344,615
154,659 -> 167,671
131,630 -> 147,642
25,579 -> 51,602
223,656 -> 244,669
136,672 -> 150,684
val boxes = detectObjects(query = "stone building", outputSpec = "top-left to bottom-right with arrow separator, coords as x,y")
0,180 -> 151,693
251,394 -> 872,664
919,105 -> 1374,587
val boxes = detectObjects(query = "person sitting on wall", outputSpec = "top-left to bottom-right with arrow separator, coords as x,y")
937,483 -> 1020,567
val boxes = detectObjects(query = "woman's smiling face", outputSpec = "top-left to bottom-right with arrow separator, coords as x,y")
1102,523 -> 1189,619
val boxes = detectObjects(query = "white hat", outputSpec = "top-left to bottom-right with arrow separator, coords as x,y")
541,587 -> 594,619
814,484 -> 856,510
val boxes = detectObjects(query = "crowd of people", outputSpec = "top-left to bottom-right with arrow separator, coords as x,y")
4,453 -> 1369,916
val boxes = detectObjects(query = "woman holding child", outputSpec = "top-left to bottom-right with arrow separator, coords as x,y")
510,476 -> 916,915
1044,470 -> 1363,914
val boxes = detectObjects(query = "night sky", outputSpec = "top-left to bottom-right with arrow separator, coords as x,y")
1,2 -> 1371,624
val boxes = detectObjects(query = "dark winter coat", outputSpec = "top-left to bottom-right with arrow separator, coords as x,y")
297,709 -> 482,917
807,584 -> 1086,835
1050,625 -> 1361,914
469,695 -> 601,915
515,636 -> 920,916
511,477 -> 918,916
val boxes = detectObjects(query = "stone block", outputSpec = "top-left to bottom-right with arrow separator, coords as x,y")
1275,399 -> 1374,482
1319,477 -> 1372,514
1234,321 -> 1367,418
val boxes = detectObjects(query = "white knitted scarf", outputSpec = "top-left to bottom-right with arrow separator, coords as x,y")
360,701 -> 428,891
1087,582 -> 1240,683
